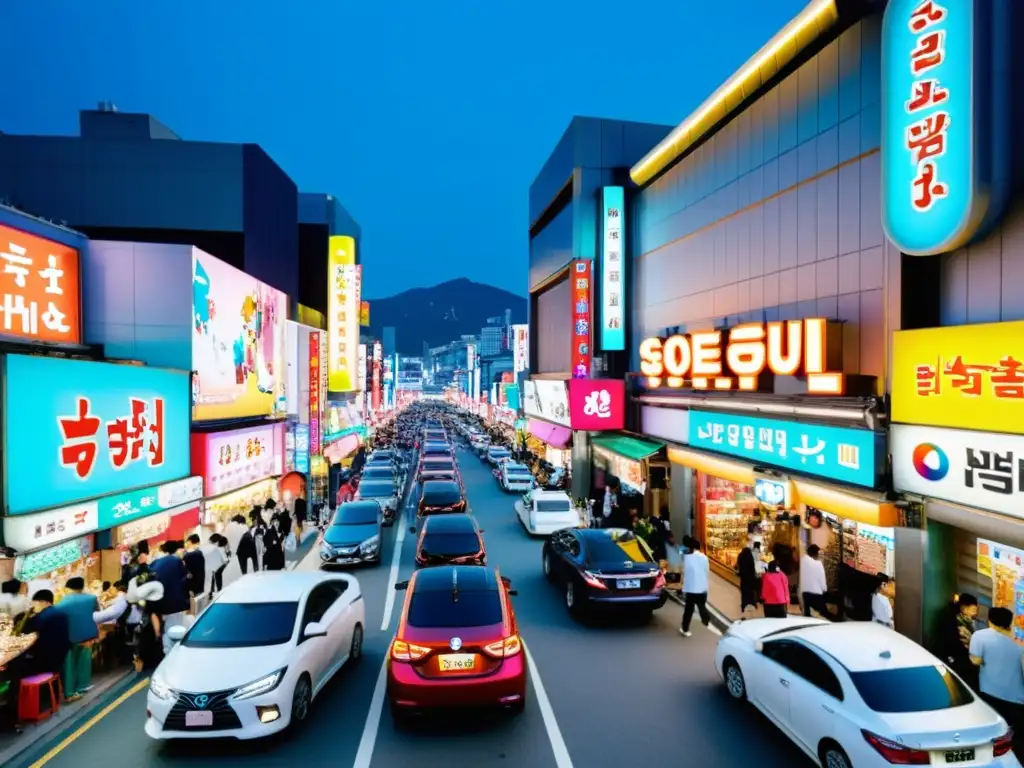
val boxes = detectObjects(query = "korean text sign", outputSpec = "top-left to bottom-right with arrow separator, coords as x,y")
892,321 -> 1024,434
570,260 -> 592,378
203,424 -> 283,498
4,355 -> 191,515
309,331 -> 322,454
192,250 -> 286,420
881,0 -> 993,255
328,236 -> 359,392
600,187 -> 625,351
0,224 -> 81,345
687,409 -> 882,488
892,424 -> 1024,520
568,379 -> 625,431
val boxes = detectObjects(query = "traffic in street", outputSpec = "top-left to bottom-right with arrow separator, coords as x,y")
13,411 -> 810,768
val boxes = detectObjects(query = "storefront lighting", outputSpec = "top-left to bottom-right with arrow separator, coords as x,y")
630,0 -> 841,186
638,394 -> 868,423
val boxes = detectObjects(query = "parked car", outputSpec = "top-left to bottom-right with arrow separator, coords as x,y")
412,514 -> 486,567
421,441 -> 453,459
713,618 -> 1017,768
320,501 -> 383,566
515,490 -> 580,536
542,528 -> 667,620
417,456 -> 459,483
486,446 -> 511,465
417,480 -> 467,520
500,463 -> 534,493
353,480 -> 400,525
146,572 -> 365,739
387,566 -> 524,724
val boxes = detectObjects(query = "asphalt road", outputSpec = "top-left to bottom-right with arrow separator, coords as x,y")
14,444 -> 812,768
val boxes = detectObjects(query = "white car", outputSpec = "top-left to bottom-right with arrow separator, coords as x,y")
501,463 -> 535,493
714,618 -> 1019,768
515,490 -> 581,536
486,446 -> 511,465
146,571 -> 366,740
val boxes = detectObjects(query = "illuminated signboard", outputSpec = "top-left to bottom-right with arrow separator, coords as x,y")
372,341 -> 383,412
357,344 -> 368,392
512,324 -> 529,374
0,223 -> 82,345
359,300 -> 370,327
881,0 -> 1008,255
309,331 -> 322,454
327,236 -> 359,392
467,344 -> 476,371
639,318 -> 844,395
570,260 -> 592,378
600,187 -> 625,351
892,320 -> 1024,434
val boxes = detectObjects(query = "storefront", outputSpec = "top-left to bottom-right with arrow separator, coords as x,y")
190,423 -> 285,527
521,380 -> 573,467
590,434 -> 667,520
1,354 -> 195,583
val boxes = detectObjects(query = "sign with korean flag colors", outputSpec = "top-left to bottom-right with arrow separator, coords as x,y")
4,355 -> 192,515
568,378 -> 625,431
687,410 -> 884,489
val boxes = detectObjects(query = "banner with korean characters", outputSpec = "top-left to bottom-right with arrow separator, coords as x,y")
4,355 -> 192,516
2,500 -> 98,553
892,424 -> 1024,519
687,409 -> 884,489
309,330 -> 322,454
600,186 -> 626,351
199,423 -> 284,498
570,259 -> 592,378
892,321 -> 1024,435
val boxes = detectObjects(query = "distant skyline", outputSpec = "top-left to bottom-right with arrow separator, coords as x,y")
4,0 -> 805,298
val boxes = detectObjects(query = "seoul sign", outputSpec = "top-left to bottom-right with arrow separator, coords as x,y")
638,318 -> 844,395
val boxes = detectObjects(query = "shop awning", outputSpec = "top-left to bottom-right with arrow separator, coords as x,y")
591,434 -> 665,462
527,419 -> 572,449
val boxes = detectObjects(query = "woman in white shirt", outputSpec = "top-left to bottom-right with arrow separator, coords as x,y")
872,573 -> 894,628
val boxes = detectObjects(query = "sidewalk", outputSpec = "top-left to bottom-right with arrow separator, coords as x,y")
665,569 -> 802,631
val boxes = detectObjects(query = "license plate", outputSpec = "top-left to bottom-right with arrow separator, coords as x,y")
439,654 -> 476,671
944,749 -> 975,763
617,579 -> 641,589
185,710 -> 214,727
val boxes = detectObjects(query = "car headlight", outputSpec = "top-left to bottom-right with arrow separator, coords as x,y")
150,675 -> 175,701
361,535 -> 380,552
321,542 -> 335,554
232,668 -> 287,701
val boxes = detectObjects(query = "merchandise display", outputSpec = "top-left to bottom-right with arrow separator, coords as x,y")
203,478 -> 280,526
813,509 -> 896,615
701,474 -> 760,570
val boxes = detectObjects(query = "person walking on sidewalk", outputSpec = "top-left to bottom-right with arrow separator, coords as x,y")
53,576 -> 99,701
800,544 -> 836,620
183,535 -> 206,611
761,560 -> 790,618
679,536 -> 712,637
970,606 -> 1024,751
224,514 -> 249,569
737,543 -> 758,614
203,534 -> 229,597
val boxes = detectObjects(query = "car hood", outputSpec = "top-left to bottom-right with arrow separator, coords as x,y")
156,642 -> 293,693
325,523 -> 378,546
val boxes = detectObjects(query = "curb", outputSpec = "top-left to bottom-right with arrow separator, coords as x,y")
665,590 -> 732,633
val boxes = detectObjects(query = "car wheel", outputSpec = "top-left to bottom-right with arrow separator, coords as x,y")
723,659 -> 747,701
290,675 -> 313,727
565,580 -> 578,614
820,742 -> 852,768
543,552 -> 554,581
350,623 -> 364,664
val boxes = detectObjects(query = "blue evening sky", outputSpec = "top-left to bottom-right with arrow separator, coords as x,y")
4,0 -> 805,299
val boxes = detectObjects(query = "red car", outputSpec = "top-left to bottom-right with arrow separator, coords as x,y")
417,480 -> 467,518
413,514 -> 486,567
388,565 -> 525,722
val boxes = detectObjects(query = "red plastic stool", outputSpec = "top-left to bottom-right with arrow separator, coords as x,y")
18,673 -> 62,723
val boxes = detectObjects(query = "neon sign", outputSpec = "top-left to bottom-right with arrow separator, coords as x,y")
638,318 -> 844,395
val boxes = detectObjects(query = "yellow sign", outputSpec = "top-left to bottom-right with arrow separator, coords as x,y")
359,300 -> 370,327
891,321 -> 1024,434
328,236 -> 359,391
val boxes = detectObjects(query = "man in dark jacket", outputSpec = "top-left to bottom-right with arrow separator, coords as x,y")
938,593 -> 979,689
150,541 -> 190,654
737,545 -> 758,613
182,534 -> 206,604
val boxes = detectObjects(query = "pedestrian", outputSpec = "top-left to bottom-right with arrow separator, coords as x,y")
679,536 -> 711,637
262,516 -> 286,571
761,560 -> 789,618
601,478 -> 619,529
249,507 -> 268,569
183,534 -> 206,610
149,540 -> 190,655
294,496 -> 308,537
52,576 -> 99,700
224,514 -> 248,564
0,578 -> 30,618
872,573 -> 894,628
126,573 -> 165,673
232,514 -> 258,574
2,589 -> 70,731
203,533 -> 229,596
737,542 -> 758,614
799,544 -> 835,620
970,606 -> 1024,743
939,592 -> 979,689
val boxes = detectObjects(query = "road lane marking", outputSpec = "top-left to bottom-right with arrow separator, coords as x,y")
352,657 -> 389,768
380,452 -> 417,632
30,676 -> 150,768
522,639 -> 574,768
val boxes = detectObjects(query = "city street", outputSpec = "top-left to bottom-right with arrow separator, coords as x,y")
14,447 -> 812,768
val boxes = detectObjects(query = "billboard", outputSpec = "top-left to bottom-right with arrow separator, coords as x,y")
199,423 -> 284,498
600,187 -> 626,350
192,250 -> 286,421
357,343 -> 368,392
309,331 -> 322,454
4,355 -> 192,515
0,223 -> 82,345
570,260 -> 593,378
328,236 -> 360,391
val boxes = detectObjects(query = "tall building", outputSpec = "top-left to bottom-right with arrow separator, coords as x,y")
298,193 -> 361,317
479,313 -> 509,355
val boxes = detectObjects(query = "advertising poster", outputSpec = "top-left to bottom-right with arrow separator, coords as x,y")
0,223 -> 82,345
600,186 -> 626,351
4,355 -> 191,515
309,332 -> 321,454
512,324 -> 529,374
570,260 -> 592,378
360,301 -> 370,327
327,236 -> 359,392
319,330 -> 328,422
192,251 -> 286,421
977,539 -> 1024,644
372,341 -> 383,412
357,344 -> 368,392
202,424 -> 283,498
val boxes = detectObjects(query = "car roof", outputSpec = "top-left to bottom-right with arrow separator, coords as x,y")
422,480 -> 460,494
362,466 -> 394,473
424,514 -> 477,533
218,571 -> 343,603
422,455 -> 454,462
532,490 -> 570,499
505,463 -> 529,471
334,500 -> 381,515
413,565 -> 496,593
422,441 -> 449,449
489,445 -> 510,451
777,621 -> 937,672
359,479 -> 393,488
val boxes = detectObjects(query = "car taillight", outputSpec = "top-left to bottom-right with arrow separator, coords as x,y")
483,635 -> 522,659
861,730 -> 930,764
582,571 -> 608,589
391,640 -> 432,662
994,729 -> 1014,757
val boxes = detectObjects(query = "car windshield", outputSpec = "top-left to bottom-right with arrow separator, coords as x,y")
536,499 -> 571,512
407,591 -> 502,628
849,666 -> 974,713
490,448 -> 510,456
585,532 -> 654,564
423,484 -> 462,506
334,504 -> 379,525
422,533 -> 480,556
357,484 -> 393,499
183,602 -> 298,648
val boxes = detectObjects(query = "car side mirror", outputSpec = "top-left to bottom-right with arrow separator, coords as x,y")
409,525 -> 416,534
395,581 -> 409,591
304,621 -> 328,639
167,625 -> 187,643
753,640 -> 764,653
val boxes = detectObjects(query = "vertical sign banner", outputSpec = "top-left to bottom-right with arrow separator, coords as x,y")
327,236 -> 358,392
372,341 -> 383,412
512,324 -> 529,374
600,186 -> 626,350
467,344 -> 476,371
570,260 -> 592,378
359,300 -> 370,327
309,332 -> 321,454
319,330 -> 328,425
357,344 -> 368,392
881,0 -> 1007,256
